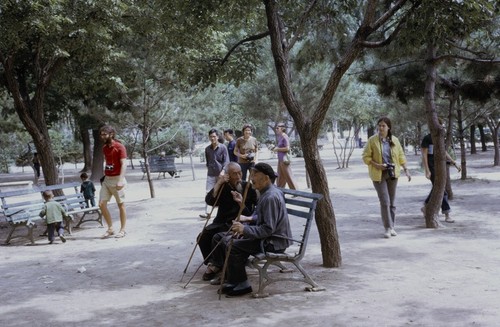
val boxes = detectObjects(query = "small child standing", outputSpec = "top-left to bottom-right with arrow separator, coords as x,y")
80,172 -> 96,208
39,190 -> 69,244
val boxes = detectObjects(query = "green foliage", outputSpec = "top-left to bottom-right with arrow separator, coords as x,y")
49,128 -> 82,165
289,139 -> 303,157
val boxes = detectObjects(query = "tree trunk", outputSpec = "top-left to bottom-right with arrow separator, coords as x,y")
478,124 -> 487,152
445,90 -> 459,200
423,43 -> 446,228
456,96 -> 467,180
80,127 -> 92,172
492,127 -> 500,166
91,128 -> 104,182
486,119 -> 500,166
470,125 -> 476,154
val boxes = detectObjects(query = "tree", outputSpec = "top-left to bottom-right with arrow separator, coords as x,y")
0,1 -> 128,186
401,0 -> 500,227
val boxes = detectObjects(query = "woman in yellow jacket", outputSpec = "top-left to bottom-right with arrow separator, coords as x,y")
362,117 -> 411,238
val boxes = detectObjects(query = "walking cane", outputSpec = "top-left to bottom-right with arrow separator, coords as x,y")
180,184 -> 225,282
218,181 -> 251,300
182,224 -> 230,288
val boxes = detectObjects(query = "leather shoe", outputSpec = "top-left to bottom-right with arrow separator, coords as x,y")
217,284 -> 235,294
226,286 -> 252,297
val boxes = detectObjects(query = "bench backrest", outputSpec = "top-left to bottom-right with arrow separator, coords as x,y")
140,156 -> 178,173
280,188 -> 322,260
53,193 -> 88,212
2,201 -> 45,223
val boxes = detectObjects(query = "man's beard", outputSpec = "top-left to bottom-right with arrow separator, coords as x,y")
235,182 -> 243,194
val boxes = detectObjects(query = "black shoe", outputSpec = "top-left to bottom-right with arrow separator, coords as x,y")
226,286 -> 253,297
59,235 -> 66,243
199,213 -> 208,219
217,284 -> 235,294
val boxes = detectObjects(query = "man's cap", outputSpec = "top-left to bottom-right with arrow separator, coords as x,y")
251,162 -> 277,179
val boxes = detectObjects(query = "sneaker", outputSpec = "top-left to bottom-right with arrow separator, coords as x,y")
383,229 -> 391,238
390,228 -> 397,236
59,235 -> 66,243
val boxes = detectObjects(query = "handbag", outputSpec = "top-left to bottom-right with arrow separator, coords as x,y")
283,152 -> 291,165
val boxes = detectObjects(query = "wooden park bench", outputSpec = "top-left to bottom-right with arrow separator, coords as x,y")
139,155 -> 182,180
248,188 -> 325,298
0,182 -> 102,244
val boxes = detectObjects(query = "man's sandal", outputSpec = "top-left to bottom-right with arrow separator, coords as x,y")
101,230 -> 114,239
115,230 -> 127,238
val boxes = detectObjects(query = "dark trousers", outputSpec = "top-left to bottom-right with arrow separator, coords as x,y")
424,167 -> 451,213
198,224 -> 228,265
85,197 -> 96,208
47,222 -> 64,242
239,162 -> 254,182
211,233 -> 261,284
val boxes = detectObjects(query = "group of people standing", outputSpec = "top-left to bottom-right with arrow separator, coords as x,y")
362,116 -> 460,239
199,123 -> 298,218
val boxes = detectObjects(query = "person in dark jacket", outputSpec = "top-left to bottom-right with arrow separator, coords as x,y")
199,162 -> 258,281
209,163 -> 292,297
80,172 -> 96,208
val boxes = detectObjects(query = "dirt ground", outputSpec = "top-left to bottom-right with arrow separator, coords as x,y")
1,148 -> 500,327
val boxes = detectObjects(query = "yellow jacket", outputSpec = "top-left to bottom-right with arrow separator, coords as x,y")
362,134 -> 407,182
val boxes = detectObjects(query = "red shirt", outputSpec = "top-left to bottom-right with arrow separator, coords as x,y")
103,140 -> 127,176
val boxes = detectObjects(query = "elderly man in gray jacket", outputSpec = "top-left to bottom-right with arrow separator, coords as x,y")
209,162 -> 292,297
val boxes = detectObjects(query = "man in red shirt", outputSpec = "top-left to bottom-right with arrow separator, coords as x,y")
99,125 -> 128,238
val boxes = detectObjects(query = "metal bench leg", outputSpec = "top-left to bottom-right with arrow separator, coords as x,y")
27,225 -> 36,245
251,261 -> 272,298
64,216 -> 72,235
293,262 -> 325,292
5,225 -> 17,244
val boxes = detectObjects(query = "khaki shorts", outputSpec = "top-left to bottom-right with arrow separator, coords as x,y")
99,176 -> 126,204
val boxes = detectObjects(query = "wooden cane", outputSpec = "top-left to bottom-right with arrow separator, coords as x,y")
180,183 -> 225,282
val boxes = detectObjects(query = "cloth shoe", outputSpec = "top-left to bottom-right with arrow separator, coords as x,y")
209,275 -> 222,285
202,264 -> 220,281
444,214 -> 455,223
390,228 -> 397,236
383,229 -> 391,239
